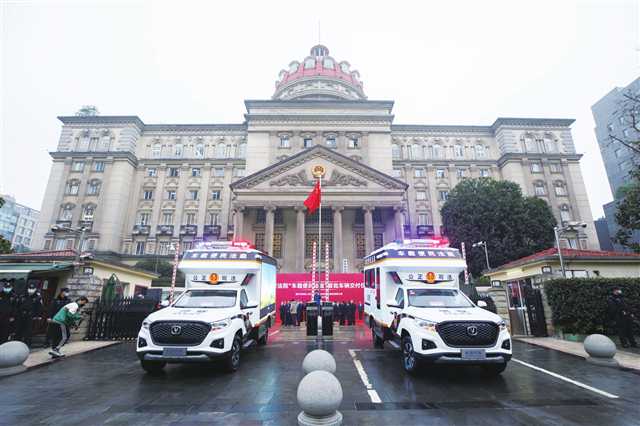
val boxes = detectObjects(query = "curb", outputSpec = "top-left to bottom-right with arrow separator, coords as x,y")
21,341 -> 123,373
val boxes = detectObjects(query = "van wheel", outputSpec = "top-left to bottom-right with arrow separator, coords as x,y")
258,327 -> 268,346
372,327 -> 384,348
225,335 -> 241,372
402,335 -> 420,374
141,360 -> 166,374
481,362 -> 507,376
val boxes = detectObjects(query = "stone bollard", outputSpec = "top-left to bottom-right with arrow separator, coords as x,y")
584,334 -> 619,368
0,341 -> 30,377
302,349 -> 337,374
297,370 -> 343,426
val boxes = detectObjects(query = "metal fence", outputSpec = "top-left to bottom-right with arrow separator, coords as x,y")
85,298 -> 158,340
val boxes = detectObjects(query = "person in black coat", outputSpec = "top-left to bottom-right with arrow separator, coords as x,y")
296,301 -> 304,326
339,302 -> 346,326
358,303 -> 364,320
607,288 -> 637,348
15,283 -> 44,347
0,280 -> 17,344
279,302 -> 286,325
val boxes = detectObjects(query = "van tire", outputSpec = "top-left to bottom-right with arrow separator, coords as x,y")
481,362 -> 507,376
141,360 -> 166,374
225,334 -> 242,372
258,327 -> 268,346
372,326 -> 384,348
401,334 -> 420,374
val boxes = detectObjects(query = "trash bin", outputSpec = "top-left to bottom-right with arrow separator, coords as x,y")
322,305 -> 333,336
306,305 -> 318,336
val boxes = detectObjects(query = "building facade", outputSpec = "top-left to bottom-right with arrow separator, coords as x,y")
592,77 -> 640,251
33,44 -> 598,271
0,195 -> 40,252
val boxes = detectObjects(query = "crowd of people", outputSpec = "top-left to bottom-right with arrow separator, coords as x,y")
278,299 -> 364,326
0,279 -> 89,358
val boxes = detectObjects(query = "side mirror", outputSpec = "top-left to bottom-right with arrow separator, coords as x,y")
477,300 -> 488,308
160,300 -> 170,307
387,303 -> 402,309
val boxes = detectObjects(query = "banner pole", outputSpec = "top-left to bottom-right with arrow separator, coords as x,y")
318,176 -> 322,299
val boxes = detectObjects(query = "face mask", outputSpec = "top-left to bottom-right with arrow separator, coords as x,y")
28,289 -> 36,295
3,288 -> 11,293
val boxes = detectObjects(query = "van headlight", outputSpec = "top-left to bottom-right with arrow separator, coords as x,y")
498,320 -> 507,331
142,320 -> 150,330
210,319 -> 230,332
415,318 -> 437,333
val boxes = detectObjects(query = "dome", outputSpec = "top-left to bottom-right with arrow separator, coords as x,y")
273,45 -> 366,101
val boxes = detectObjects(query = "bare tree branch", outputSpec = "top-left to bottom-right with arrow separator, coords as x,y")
608,134 -> 640,154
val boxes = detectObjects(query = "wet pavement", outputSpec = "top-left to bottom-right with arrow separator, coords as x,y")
1,325 -> 640,425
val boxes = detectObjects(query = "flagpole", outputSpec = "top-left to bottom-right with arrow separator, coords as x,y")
318,175 -> 322,300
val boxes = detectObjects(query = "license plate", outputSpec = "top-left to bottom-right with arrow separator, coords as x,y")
163,347 -> 187,357
461,349 -> 486,360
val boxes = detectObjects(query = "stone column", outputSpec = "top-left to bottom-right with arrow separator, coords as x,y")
332,206 -> 344,272
394,206 -> 405,241
264,205 -> 276,256
364,206 -> 375,254
295,206 -> 306,271
233,206 -> 245,240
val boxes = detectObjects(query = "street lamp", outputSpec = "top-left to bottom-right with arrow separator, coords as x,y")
472,241 -> 491,270
553,221 -> 587,278
51,224 -> 90,265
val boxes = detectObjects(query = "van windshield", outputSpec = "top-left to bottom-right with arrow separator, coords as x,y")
407,288 -> 474,308
174,290 -> 237,308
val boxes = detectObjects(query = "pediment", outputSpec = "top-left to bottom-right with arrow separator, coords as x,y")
231,146 -> 407,192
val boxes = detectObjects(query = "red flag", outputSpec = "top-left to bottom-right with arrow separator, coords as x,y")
304,180 -> 321,215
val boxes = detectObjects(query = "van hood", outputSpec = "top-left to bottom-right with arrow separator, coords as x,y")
404,305 -> 502,324
145,306 -> 238,324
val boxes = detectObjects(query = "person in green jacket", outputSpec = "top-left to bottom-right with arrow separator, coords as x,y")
49,296 -> 88,358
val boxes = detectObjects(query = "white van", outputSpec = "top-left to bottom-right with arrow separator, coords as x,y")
364,239 -> 512,375
136,241 -> 276,373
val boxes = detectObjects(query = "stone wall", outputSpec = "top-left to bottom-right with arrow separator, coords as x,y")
486,286 -> 510,329
64,270 -> 104,340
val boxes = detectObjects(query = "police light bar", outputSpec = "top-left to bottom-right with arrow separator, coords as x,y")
401,238 -> 450,248
194,240 -> 256,250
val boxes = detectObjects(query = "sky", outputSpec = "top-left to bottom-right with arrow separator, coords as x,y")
1,0 -> 638,220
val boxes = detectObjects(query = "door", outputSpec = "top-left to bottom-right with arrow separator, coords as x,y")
523,284 -> 548,337
507,281 -> 529,336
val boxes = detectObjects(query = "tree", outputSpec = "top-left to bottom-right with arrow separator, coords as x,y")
0,197 -> 13,255
441,178 -> 557,276
134,259 -> 184,281
607,89 -> 640,155
75,105 -> 99,117
614,168 -> 640,253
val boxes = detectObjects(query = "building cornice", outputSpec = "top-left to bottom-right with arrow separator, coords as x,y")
497,152 -> 583,167
50,151 -> 139,167
58,116 -> 246,133
392,124 -> 492,134
244,99 -> 394,111
491,117 -> 575,129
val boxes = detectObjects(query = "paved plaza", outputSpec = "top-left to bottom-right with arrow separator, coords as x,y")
1,325 -> 640,425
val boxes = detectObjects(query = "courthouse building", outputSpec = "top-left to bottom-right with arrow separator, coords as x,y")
33,44 -> 598,272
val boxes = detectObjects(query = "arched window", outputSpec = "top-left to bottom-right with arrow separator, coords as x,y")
237,143 -> 247,159
65,180 -> 80,195
392,144 -> 400,159
411,144 -> 422,160
533,181 -> 546,196
554,181 -> 567,196
87,180 -> 101,196
560,204 -> 571,223
323,58 -> 334,69
195,142 -> 205,158
152,143 -> 161,158
289,62 -> 299,73
474,144 -> 486,159
454,144 -> 464,158
59,204 -> 74,221
82,204 -> 96,221
304,58 -> 315,69
400,145 -> 407,160
432,144 -> 442,159
215,143 -> 226,159
544,137 -> 557,153
174,142 -> 183,157
226,144 -> 234,158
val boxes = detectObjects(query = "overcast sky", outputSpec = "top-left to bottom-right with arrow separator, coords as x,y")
1,0 -> 638,220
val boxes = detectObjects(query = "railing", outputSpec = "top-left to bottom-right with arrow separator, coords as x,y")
180,224 -> 197,235
56,220 -> 72,227
157,225 -> 174,235
85,297 -> 158,340
133,224 -> 151,235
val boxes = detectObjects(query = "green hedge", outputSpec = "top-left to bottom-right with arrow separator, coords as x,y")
543,278 -> 640,335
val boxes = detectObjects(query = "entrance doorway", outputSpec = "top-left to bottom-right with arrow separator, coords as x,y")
507,279 -> 548,337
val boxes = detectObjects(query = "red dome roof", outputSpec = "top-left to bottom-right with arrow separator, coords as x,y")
273,45 -> 366,100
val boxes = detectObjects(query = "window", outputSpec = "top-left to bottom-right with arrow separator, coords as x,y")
416,191 -> 427,201
213,167 -> 225,177
530,162 -> 543,173
169,167 -> 180,177
418,212 -> 431,225
549,163 -> 562,173
619,115 -> 625,124
234,168 -> 245,177
82,205 -> 95,221
303,138 -> 314,148
215,143 -> 226,159
439,191 -> 449,201
152,143 -> 161,158
614,148 -> 623,158
135,241 -> 146,255
392,144 -> 400,159
162,212 -> 173,225
44,240 -> 52,250
479,169 -> 490,178
71,161 -> 84,172
554,181 -> 567,196
304,58 -> 315,69
195,143 -> 205,158
454,144 -> 464,158
89,137 -> 99,150
560,205 -> 571,222
54,239 -> 66,250
65,181 -> 80,195
211,190 -> 221,200
623,129 -> 630,138
207,211 -> 220,225
279,136 -> 290,148
146,168 -> 157,177
191,168 -> 201,177
238,142 -> 247,158
456,169 -> 466,178
226,145 -> 233,158
87,180 -> 100,195
411,144 -> 422,160
348,137 -> 360,149
189,190 -> 199,200
392,168 -> 402,178
166,190 -> 177,200
305,233 -> 333,258
93,161 -> 105,172
59,205 -> 73,221
174,143 -> 183,157
138,212 -> 150,225
607,123 -> 614,132
534,181 -> 546,196
436,168 -> 446,179
158,241 -> 171,255
414,168 -> 426,178
432,144 -> 442,159
325,137 -> 337,148
143,190 -> 153,200
394,288 -> 405,308
185,212 -> 197,225
475,144 -> 486,159
323,57 -> 334,68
